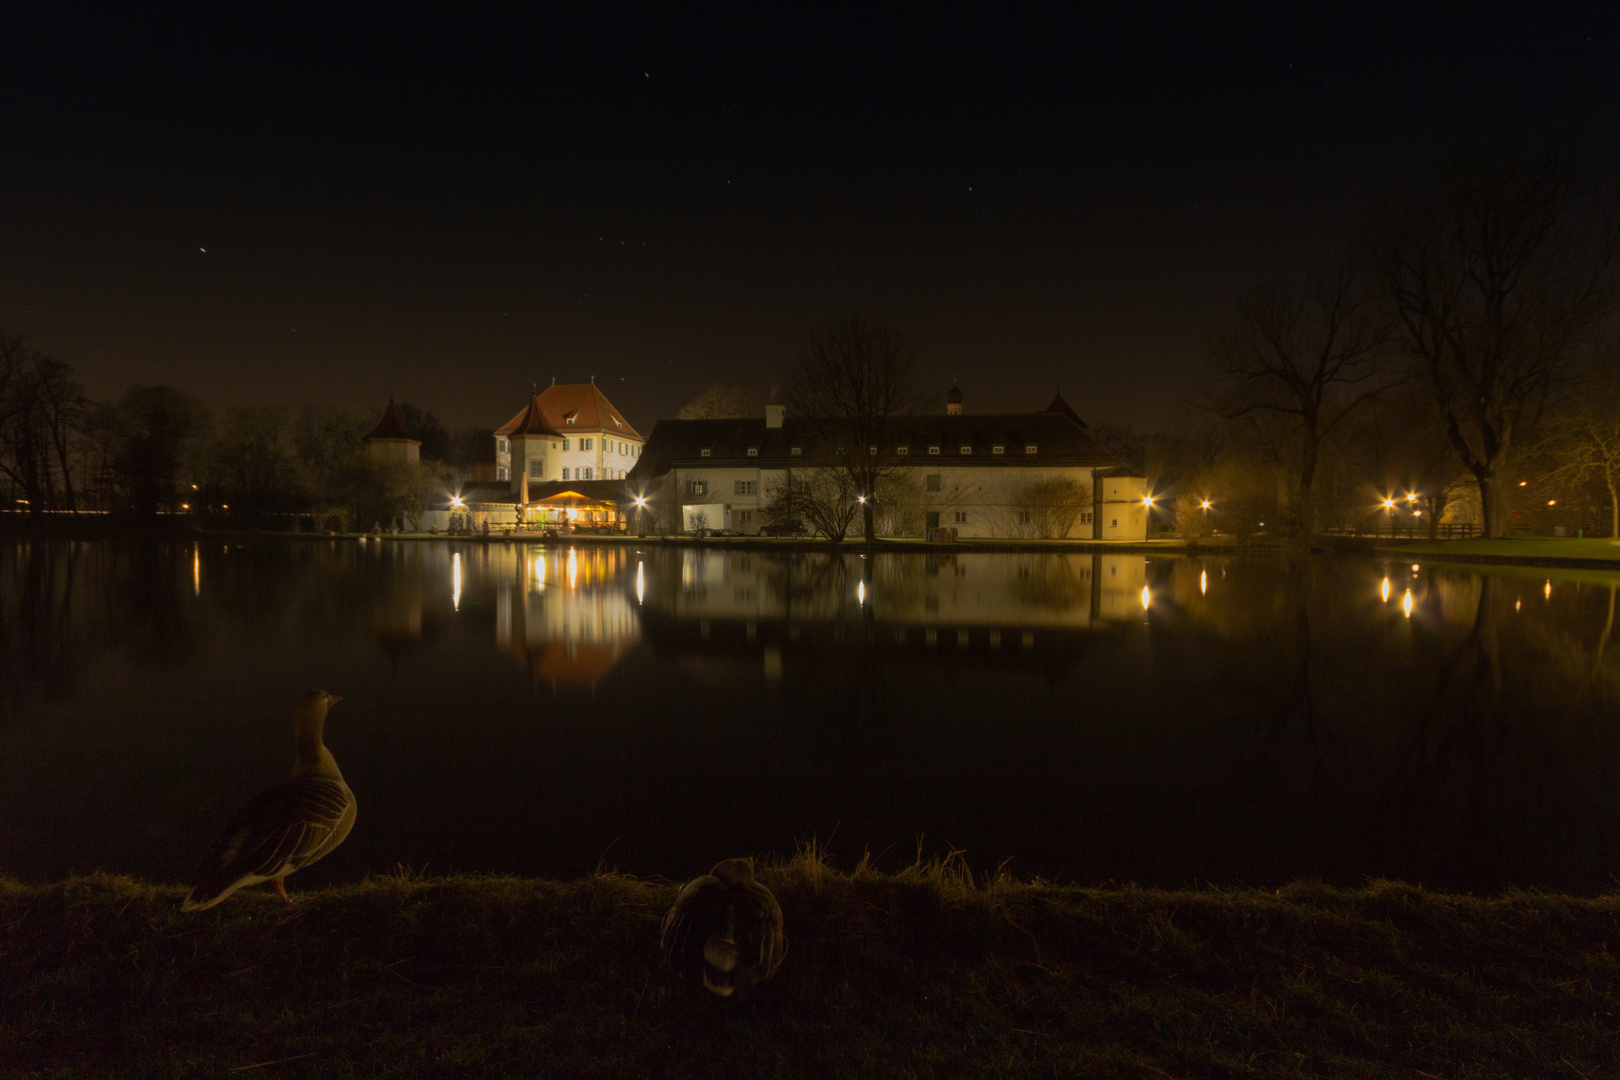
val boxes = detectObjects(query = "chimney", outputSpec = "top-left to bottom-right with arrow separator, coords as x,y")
765,404 -> 786,428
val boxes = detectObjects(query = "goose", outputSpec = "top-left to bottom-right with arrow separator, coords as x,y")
181,690 -> 356,911
660,858 -> 785,997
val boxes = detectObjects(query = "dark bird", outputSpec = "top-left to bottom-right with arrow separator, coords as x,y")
182,690 -> 356,911
660,858 -> 785,997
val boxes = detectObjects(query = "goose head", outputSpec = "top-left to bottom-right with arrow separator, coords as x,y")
293,690 -> 344,776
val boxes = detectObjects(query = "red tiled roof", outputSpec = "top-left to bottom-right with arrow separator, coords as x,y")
497,395 -> 563,438
365,399 -> 418,442
496,383 -> 642,439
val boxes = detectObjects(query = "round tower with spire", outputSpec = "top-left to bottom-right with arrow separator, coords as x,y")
945,379 -> 964,415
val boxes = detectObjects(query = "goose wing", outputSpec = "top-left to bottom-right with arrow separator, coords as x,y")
184,775 -> 355,909
660,874 -> 726,971
735,879 -> 786,984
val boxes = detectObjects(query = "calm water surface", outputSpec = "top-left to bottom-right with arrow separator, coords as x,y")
4,538 -> 1618,894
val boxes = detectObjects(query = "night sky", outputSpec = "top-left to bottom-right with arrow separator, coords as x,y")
1,5 -> 1616,431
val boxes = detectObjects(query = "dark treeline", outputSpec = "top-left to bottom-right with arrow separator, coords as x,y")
0,344 -> 492,530
1096,129 -> 1620,541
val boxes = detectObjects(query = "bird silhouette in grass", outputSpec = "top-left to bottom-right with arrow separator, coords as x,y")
182,690 -> 355,910
661,858 -> 786,998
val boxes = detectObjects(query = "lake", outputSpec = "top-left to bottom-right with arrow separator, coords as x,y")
3,538 -> 1618,895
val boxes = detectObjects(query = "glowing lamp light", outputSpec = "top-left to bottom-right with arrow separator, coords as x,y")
1199,568 -> 1207,595
857,580 -> 866,604
450,495 -> 465,508
1411,564 -> 1419,573
1381,577 -> 1391,602
1406,492 -> 1418,503
1141,496 -> 1153,507
568,547 -> 578,589
1547,499 -> 1557,506
1402,590 -> 1414,618
857,495 -> 867,504
1544,580 -> 1552,600
636,561 -> 644,604
1381,498 -> 1395,510
633,496 -> 647,507
1200,500 -> 1211,510
452,552 -> 462,611
1140,585 -> 1151,610
1519,481 -> 1528,486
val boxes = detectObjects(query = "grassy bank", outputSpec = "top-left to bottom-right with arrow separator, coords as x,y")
1376,535 -> 1620,569
3,854 -> 1616,1078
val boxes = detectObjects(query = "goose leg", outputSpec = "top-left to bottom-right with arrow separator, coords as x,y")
274,878 -> 294,907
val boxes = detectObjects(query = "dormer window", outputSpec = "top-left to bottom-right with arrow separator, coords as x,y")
928,446 -> 940,455
612,416 -> 622,428
869,446 -> 877,455
959,446 -> 972,455
1025,445 -> 1038,454
747,448 -> 759,456
992,445 -> 1004,455
701,448 -> 711,457
790,446 -> 802,456
564,411 -> 579,425
897,446 -> 909,455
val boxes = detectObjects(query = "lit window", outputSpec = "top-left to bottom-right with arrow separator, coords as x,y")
928,446 -> 940,455
701,448 -> 711,457
1025,445 -> 1037,454
954,511 -> 967,523
747,448 -> 758,456
897,446 -> 909,455
960,446 -> 972,454
790,446 -> 802,456
992,446 -> 1004,455
612,416 -> 621,428
689,480 -> 706,496
869,446 -> 877,455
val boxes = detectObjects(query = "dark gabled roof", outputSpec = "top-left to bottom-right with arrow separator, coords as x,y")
1044,391 -> 1087,428
365,399 -> 419,443
1097,465 -> 1146,479
628,412 -> 1122,484
945,380 -> 964,404
440,481 -> 520,508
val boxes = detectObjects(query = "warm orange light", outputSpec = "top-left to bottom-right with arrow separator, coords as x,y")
1381,577 -> 1391,602
1402,590 -> 1414,618
1406,492 -> 1418,503
1382,498 -> 1395,510
1547,499 -> 1557,506
1200,499 -> 1211,510
1140,585 -> 1151,609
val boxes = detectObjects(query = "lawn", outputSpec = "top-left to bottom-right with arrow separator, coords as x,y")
1377,535 -> 1620,566
3,851 -> 1616,1078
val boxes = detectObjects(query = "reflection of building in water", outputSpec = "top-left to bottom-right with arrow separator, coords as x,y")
654,549 -> 1148,628
638,550 -> 1156,679
490,545 -> 641,689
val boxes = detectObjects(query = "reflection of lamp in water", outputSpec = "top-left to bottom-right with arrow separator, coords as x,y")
1200,568 -> 1207,595
636,561 -> 644,604
568,547 -> 578,589
193,543 -> 201,597
858,580 -> 866,605
452,552 -> 462,611
1381,577 -> 1391,602
1140,585 -> 1151,610
533,553 -> 546,589
1402,589 -> 1413,617
1544,580 -> 1552,600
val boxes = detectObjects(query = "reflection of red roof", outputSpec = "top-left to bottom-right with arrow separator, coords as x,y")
503,639 -> 631,687
366,399 -> 419,442
498,395 -> 563,438
497,383 -> 642,439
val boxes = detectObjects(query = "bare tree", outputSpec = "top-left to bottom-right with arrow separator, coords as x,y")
675,380 -> 768,420
1010,474 -> 1094,539
1208,261 -> 1393,538
782,316 -> 922,542
1377,130 -> 1618,536
762,468 -> 860,541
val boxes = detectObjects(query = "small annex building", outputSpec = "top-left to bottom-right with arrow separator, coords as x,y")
627,386 -> 1148,540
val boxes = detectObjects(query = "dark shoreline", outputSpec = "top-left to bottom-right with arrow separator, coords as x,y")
3,859 -> 1615,1078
